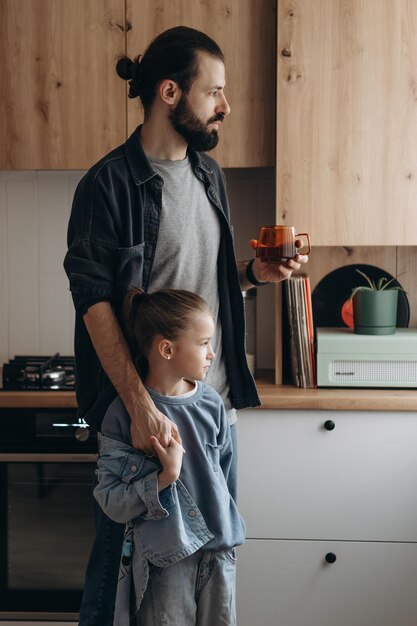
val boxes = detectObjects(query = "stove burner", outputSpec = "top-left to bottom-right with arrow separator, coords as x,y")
2,354 -> 76,390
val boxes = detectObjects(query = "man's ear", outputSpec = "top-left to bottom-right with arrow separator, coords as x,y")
159,79 -> 181,106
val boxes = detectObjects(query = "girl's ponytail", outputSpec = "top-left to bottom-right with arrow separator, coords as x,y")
122,287 -> 148,377
123,287 -> 146,334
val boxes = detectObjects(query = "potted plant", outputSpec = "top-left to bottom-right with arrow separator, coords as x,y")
350,269 -> 406,335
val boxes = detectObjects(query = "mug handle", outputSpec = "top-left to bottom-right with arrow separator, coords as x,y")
295,233 -> 311,255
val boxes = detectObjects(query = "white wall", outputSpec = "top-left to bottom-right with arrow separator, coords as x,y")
0,171 -> 84,365
0,167 -> 275,370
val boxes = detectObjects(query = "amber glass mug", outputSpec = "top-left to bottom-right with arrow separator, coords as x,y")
255,226 -> 311,263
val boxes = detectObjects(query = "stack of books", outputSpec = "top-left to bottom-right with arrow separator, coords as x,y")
283,274 -> 316,388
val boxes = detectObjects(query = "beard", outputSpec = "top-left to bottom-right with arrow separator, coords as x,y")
169,93 -> 224,152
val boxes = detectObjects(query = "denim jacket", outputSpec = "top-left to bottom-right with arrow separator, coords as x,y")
94,432 -> 230,623
94,434 -> 215,560
64,126 -> 260,430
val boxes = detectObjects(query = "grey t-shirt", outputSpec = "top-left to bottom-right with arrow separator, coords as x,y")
148,156 -> 236,424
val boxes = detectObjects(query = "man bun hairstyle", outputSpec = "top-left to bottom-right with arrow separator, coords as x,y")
115,56 -> 143,98
123,287 -> 211,378
116,26 -> 224,116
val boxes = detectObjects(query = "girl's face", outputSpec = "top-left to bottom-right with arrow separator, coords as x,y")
172,312 -> 215,381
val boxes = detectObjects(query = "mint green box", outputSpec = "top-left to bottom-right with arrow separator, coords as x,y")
316,328 -> 417,388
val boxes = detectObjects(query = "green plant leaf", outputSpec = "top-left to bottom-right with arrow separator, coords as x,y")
355,269 -> 376,290
349,285 -> 373,301
354,268 -> 407,292
376,277 -> 388,289
380,277 -> 397,290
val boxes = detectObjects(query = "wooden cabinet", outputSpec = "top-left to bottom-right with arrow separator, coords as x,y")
126,0 -> 276,168
276,0 -> 417,245
0,0 -> 276,169
0,0 -> 126,170
236,409 -> 417,625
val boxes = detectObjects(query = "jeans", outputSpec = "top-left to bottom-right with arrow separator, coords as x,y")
78,480 -> 125,626
137,549 -> 237,625
78,424 -> 238,626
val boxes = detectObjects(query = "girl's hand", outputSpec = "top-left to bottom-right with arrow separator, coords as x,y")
150,435 -> 184,491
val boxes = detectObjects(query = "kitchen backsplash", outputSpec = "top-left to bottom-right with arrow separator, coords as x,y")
0,171 -> 83,365
0,168 -> 275,369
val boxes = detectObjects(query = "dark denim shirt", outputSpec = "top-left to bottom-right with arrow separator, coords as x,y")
64,126 -> 260,430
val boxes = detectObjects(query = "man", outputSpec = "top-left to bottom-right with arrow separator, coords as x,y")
64,26 -> 307,626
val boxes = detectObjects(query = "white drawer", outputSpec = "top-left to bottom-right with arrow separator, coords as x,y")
237,538 -> 417,626
237,409 -> 417,541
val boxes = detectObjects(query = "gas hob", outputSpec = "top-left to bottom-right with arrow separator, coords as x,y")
1,354 -> 75,391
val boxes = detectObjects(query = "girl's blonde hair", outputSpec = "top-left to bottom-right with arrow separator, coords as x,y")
123,287 -> 211,378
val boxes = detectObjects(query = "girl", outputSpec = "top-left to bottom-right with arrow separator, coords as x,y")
93,288 -> 246,626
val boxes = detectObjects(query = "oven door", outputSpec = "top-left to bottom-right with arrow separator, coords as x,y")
0,453 -> 97,621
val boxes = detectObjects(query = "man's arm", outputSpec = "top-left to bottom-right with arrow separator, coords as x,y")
83,301 -> 174,453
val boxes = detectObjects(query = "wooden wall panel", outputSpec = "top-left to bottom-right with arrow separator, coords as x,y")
397,248 -> 417,327
296,245 -> 416,324
276,245 -> 416,383
275,246 -> 417,384
303,247 -> 397,292
0,0 -> 126,169
126,0 -> 276,167
277,0 -> 417,245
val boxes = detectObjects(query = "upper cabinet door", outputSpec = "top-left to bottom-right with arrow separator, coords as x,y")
277,0 -> 417,245
0,0 -> 126,170
126,0 -> 277,168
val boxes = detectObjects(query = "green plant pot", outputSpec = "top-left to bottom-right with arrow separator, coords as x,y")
353,290 -> 399,335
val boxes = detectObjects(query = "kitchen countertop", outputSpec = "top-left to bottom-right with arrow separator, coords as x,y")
256,383 -> 417,411
1,374 -> 417,411
254,370 -> 417,411
0,391 -> 77,408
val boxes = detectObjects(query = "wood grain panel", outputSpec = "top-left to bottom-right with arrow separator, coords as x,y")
277,0 -> 417,245
0,0 -> 126,169
277,246 -> 398,385
126,0 -> 276,167
276,246 -> 416,384
397,247 -> 417,327
300,246 -> 397,292
254,384 -> 417,411
0,391 -> 77,408
302,245 -> 417,325
3,387 -> 417,412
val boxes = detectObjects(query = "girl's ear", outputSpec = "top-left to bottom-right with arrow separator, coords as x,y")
158,339 -> 174,360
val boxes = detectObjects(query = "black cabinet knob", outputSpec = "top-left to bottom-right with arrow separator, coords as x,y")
324,420 -> 335,431
325,552 -> 337,564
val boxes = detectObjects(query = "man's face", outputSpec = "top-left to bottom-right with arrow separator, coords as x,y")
169,52 -> 231,152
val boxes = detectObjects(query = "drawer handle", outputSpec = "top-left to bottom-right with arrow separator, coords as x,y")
324,420 -> 335,431
325,552 -> 337,564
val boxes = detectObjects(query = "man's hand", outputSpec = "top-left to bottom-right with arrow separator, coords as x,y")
129,397 -> 181,455
249,239 -> 309,283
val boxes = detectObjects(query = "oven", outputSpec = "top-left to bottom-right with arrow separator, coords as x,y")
0,392 -> 97,621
